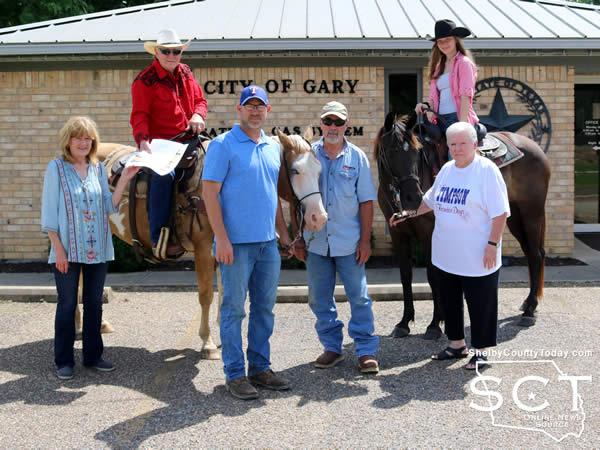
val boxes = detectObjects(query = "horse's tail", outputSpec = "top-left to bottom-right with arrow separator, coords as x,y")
537,215 -> 546,300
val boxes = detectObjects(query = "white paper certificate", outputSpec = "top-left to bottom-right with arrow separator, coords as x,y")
124,139 -> 187,176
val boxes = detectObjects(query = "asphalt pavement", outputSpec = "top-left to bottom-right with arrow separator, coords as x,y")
0,286 -> 598,448
0,238 -> 598,448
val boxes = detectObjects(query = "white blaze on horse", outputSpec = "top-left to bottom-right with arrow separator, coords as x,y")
275,129 -> 328,234
74,128 -> 326,358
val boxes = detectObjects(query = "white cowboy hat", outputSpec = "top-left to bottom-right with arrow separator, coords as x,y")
144,29 -> 191,55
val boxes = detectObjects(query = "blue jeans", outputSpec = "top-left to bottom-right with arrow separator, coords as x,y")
148,170 -> 175,245
53,262 -> 107,368
306,252 -> 379,357
438,112 -> 459,136
219,240 -> 280,381
438,112 -> 459,161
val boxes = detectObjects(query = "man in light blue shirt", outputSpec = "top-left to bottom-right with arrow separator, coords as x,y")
297,101 -> 380,373
202,86 -> 293,400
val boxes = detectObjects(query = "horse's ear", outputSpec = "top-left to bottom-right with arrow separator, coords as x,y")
384,111 -> 396,132
302,126 -> 314,143
275,127 -> 292,147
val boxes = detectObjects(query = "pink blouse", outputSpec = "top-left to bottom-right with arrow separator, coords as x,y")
428,52 -> 479,125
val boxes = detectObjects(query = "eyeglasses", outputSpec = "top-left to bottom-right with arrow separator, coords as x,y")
322,117 -> 346,127
158,48 -> 182,56
243,104 -> 268,112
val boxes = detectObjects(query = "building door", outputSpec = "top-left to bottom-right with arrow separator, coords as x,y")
387,73 -> 418,117
574,83 -> 600,233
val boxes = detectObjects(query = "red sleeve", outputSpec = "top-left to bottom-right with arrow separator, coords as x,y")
193,80 -> 208,120
130,79 -> 151,147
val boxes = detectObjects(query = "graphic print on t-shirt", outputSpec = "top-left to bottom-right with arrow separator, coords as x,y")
435,186 -> 471,219
435,186 -> 470,205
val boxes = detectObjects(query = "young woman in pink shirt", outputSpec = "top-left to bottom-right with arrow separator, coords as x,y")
416,20 -> 479,140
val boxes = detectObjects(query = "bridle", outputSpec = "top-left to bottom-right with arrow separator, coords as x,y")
376,122 -> 421,214
281,137 -> 322,252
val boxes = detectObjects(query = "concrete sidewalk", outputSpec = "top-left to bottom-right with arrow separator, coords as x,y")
2,238 -> 600,302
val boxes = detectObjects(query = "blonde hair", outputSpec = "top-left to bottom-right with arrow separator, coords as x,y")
428,37 -> 475,80
58,116 -> 100,164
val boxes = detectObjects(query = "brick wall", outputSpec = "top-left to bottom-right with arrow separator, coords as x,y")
0,63 -> 574,260
0,65 -> 387,260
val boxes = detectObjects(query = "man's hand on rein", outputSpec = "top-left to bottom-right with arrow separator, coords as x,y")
188,114 -> 206,134
294,238 -> 307,262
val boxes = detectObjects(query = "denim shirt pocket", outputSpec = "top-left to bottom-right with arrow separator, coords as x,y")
337,169 -> 357,197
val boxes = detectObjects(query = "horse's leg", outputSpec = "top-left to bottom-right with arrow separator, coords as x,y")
100,317 -> 115,334
75,301 -> 83,340
506,206 -> 545,327
506,210 -> 530,307
74,270 -> 114,338
194,241 -> 220,359
391,238 -> 415,338
422,238 -> 443,340
75,271 -> 83,339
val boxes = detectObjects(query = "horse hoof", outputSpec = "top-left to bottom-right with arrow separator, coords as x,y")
390,325 -> 410,338
200,347 -> 221,360
423,327 -> 443,340
517,315 -> 536,327
101,321 -> 115,334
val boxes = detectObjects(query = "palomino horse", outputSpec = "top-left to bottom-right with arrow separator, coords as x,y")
375,113 -> 551,335
77,128 -> 326,358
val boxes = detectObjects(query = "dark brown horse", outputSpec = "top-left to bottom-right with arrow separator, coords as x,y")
375,112 -> 551,334
375,113 -> 444,339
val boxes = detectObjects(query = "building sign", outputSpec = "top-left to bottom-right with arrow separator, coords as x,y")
582,119 -> 600,152
475,77 -> 552,153
205,125 -> 364,139
203,78 -> 363,137
203,79 -> 359,95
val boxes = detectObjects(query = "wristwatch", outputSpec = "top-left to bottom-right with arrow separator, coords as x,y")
487,240 -> 498,247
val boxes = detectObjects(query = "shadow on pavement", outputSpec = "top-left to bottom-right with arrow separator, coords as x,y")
372,314 -> 529,409
0,312 -> 528,447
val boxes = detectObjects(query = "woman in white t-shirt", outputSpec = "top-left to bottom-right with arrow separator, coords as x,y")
390,122 -> 510,370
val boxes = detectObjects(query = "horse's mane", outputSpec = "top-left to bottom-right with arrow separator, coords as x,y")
373,112 -> 422,159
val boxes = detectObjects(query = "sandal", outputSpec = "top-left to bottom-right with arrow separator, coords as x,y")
431,346 -> 468,361
465,354 -> 488,370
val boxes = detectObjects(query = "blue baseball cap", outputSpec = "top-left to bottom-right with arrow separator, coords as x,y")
239,85 -> 269,105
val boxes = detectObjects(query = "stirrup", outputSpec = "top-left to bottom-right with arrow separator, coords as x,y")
153,227 -> 170,260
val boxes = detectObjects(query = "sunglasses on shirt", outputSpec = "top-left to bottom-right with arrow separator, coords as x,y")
321,117 -> 346,127
159,48 -> 182,56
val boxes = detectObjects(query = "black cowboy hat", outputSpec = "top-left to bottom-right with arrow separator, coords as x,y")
430,19 -> 471,41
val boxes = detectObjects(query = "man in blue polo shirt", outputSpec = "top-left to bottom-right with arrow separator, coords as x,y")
296,101 -> 380,374
202,85 -> 293,400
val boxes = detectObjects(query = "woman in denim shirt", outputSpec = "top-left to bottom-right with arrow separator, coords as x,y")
41,116 -> 137,380
415,19 -> 479,157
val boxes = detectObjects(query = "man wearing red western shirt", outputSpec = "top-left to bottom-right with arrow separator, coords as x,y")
130,29 -> 208,258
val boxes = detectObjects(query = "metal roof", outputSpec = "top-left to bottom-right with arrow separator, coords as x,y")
0,0 -> 599,55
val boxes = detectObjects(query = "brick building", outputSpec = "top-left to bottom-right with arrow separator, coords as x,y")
0,0 -> 599,261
